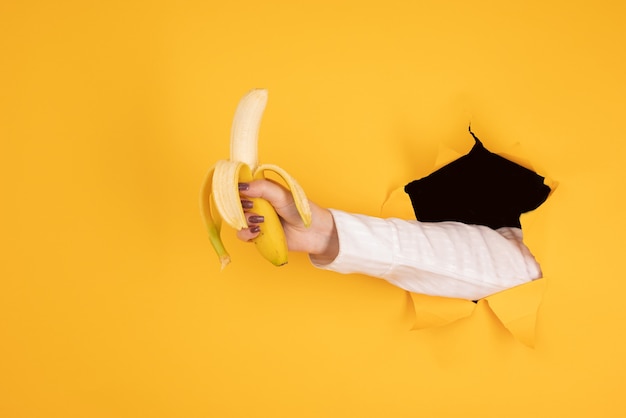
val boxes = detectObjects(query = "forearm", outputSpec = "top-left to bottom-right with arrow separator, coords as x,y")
305,206 -> 339,265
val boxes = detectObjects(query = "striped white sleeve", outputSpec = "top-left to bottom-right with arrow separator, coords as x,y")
310,209 -> 542,300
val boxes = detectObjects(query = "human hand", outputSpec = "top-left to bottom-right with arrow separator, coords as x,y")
237,179 -> 339,265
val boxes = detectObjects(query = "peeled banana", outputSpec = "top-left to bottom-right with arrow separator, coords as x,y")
200,89 -> 312,269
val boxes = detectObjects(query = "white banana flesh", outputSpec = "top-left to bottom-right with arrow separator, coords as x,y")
200,89 -> 312,269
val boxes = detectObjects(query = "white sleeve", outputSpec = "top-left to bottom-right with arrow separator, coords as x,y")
310,209 -> 542,300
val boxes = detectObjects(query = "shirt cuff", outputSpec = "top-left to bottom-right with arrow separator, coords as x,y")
310,209 -> 396,276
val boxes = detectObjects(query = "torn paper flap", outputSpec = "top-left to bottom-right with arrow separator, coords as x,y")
383,137 -> 550,347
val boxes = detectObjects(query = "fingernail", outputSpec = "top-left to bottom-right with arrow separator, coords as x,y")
249,225 -> 261,233
248,215 -> 264,224
238,183 -> 249,191
241,199 -> 253,209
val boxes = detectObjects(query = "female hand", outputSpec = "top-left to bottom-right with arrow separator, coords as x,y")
237,179 -> 339,265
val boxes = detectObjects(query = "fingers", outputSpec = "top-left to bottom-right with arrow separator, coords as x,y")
240,198 -> 254,210
237,178 -> 304,245
235,210 -> 264,242
239,179 -> 303,226
237,187 -> 270,243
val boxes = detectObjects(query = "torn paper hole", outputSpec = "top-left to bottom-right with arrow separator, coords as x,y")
381,130 -> 554,347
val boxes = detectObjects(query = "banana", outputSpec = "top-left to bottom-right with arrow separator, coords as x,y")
200,89 -> 312,269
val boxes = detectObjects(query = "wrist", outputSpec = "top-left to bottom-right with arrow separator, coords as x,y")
308,208 -> 339,265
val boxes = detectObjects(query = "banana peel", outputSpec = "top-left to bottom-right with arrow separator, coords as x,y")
200,89 -> 311,269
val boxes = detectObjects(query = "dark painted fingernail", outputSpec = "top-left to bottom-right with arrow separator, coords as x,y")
248,215 -> 264,224
241,199 -> 253,209
238,183 -> 249,191
249,225 -> 261,233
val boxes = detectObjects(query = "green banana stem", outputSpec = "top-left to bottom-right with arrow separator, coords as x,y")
205,219 -> 230,270
200,165 -> 231,269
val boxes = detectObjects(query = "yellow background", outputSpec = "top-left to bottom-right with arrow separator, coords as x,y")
2,0 -> 625,416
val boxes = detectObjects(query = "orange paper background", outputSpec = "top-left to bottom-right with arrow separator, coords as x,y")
2,0 -> 625,417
